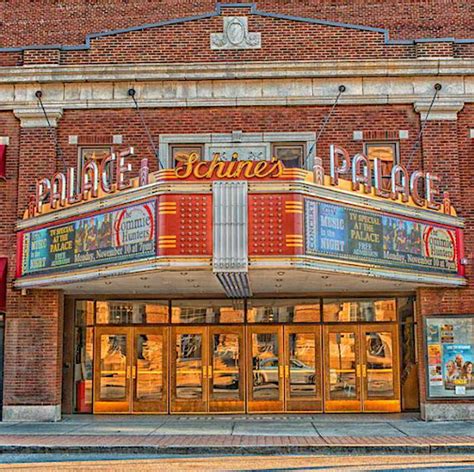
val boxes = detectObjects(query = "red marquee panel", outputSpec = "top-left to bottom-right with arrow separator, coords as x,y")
248,193 -> 304,256
157,194 -> 212,257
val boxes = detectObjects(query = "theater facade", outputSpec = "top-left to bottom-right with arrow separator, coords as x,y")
0,2 -> 473,421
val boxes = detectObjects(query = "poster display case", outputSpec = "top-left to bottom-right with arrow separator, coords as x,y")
425,315 -> 474,399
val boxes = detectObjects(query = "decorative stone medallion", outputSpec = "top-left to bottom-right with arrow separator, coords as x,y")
211,17 -> 261,50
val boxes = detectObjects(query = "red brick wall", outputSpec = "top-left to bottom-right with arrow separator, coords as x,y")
56,104 -> 422,173
60,14 -> 410,65
2,102 -> 472,410
415,106 -> 474,406
0,0 -> 471,49
0,112 -> 20,335
2,2 -> 474,65
418,113 -> 474,316
3,290 -> 63,406
0,123 -> 64,409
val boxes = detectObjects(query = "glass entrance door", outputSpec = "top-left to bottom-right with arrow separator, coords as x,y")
361,324 -> 400,412
324,324 -> 400,412
93,327 -> 168,413
247,326 -> 322,413
170,326 -> 244,413
208,326 -> 245,413
285,325 -> 322,412
133,327 -> 168,413
247,326 -> 284,412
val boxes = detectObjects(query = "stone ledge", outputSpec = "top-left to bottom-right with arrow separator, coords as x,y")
414,100 -> 465,120
13,107 -> 63,128
420,402 -> 474,421
2,405 -> 61,422
1,59 -> 474,83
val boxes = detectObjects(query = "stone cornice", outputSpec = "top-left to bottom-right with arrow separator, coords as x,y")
414,100 -> 465,121
1,60 -> 472,123
1,59 -> 474,84
13,107 -> 63,128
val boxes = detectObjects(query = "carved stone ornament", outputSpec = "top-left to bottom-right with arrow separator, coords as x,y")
211,17 -> 261,50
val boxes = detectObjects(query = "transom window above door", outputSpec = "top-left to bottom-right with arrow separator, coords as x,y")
159,132 -> 316,170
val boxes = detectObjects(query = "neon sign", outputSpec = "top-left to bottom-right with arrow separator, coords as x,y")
29,148 -> 149,217
174,153 -> 284,180
324,145 -> 446,211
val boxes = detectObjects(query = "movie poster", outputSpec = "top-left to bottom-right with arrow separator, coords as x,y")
426,316 -> 474,398
442,344 -> 473,392
22,200 -> 156,275
429,365 -> 443,386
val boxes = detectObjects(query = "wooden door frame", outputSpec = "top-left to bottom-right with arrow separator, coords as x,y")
170,326 -> 208,413
284,325 -> 323,412
246,325 -> 285,413
93,326 -> 132,414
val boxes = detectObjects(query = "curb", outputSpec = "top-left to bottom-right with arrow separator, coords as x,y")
0,444 -> 472,456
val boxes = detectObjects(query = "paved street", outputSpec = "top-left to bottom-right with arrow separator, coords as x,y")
0,454 -> 474,471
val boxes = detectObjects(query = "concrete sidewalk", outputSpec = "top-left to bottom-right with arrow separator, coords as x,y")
0,413 -> 472,455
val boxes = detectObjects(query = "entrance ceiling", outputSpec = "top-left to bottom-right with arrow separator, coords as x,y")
48,268 -> 420,296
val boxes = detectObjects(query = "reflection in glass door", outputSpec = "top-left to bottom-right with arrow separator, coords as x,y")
247,326 -> 284,412
325,326 -> 361,412
285,326 -> 322,412
170,326 -> 244,413
171,327 -> 207,413
133,327 -> 168,412
94,327 -> 130,413
324,324 -> 400,412
209,327 -> 244,413
93,327 -> 167,413
361,325 -> 400,412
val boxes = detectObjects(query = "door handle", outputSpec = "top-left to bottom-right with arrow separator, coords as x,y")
285,365 -> 289,378
279,365 -> 284,378
356,364 -> 361,377
132,366 -> 137,379
208,365 -> 213,379
362,365 -> 367,378
202,365 -> 207,379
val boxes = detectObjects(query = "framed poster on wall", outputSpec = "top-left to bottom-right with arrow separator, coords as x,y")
424,315 -> 474,399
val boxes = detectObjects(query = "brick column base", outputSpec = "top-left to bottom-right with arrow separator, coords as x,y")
3,405 -> 61,422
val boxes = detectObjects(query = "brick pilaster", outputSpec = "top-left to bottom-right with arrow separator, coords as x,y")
3,289 -> 64,421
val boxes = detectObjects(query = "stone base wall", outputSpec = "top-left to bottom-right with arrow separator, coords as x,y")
3,404 -> 61,422
421,402 -> 474,421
